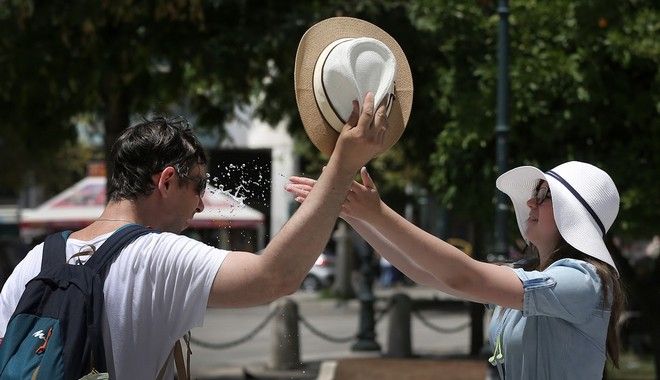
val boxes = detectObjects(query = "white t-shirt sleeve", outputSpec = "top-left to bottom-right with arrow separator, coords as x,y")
0,244 -> 44,337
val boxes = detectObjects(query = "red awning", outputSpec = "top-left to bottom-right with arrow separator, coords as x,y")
20,177 -> 265,231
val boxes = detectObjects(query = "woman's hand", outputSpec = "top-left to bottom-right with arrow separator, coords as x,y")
286,167 -> 383,222
344,167 -> 383,222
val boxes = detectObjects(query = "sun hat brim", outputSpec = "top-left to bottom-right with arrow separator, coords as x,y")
495,166 -> 545,243
496,165 -> 618,273
294,17 -> 413,157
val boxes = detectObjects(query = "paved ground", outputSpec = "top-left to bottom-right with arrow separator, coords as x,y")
331,357 -> 488,380
196,356 -> 491,380
207,352 -> 656,380
192,285 -> 494,380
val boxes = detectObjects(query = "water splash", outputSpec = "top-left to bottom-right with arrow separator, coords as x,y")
208,160 -> 271,205
192,161 -> 274,250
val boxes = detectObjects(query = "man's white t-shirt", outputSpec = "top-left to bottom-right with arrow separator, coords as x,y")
0,229 -> 228,379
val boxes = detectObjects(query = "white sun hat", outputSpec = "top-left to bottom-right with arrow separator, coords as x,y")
495,161 -> 620,272
313,37 -> 396,133
294,17 -> 413,156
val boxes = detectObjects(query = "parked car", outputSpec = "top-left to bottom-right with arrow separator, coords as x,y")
300,252 -> 335,292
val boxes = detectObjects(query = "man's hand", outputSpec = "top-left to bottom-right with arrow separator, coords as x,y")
331,92 -> 389,172
208,94 -> 389,308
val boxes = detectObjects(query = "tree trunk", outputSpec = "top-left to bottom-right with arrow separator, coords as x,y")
102,72 -> 130,196
469,221 -> 485,357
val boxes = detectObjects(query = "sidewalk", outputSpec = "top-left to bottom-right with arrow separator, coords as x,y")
198,355 -> 489,380
194,285 -> 490,380
323,356 -> 488,380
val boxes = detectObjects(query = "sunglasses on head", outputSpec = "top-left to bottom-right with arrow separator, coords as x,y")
533,180 -> 551,205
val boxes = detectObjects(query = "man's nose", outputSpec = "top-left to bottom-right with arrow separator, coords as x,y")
196,197 -> 205,213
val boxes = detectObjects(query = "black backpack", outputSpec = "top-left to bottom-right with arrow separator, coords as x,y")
0,224 -> 154,379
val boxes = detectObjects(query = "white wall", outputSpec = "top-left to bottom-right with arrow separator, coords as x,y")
247,121 -> 296,237
221,110 -> 297,238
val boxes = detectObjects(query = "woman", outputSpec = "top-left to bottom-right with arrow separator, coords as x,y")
286,161 -> 624,379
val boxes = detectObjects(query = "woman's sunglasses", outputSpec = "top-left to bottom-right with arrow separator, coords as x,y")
533,180 -> 551,205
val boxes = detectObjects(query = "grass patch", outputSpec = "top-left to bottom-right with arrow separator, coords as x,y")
607,353 -> 655,380
317,287 -> 335,299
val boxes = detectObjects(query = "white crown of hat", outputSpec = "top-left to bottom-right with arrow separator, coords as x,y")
548,161 -> 619,234
313,37 -> 396,132
496,161 -> 620,272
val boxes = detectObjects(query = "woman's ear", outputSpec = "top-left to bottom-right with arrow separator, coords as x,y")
155,166 -> 177,196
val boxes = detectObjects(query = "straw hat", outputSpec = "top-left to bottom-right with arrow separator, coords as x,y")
496,161 -> 620,272
294,17 -> 413,156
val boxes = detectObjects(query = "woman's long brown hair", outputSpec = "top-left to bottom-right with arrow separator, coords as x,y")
524,240 -> 626,367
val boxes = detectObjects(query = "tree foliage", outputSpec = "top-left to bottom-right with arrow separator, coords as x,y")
409,0 -> 659,239
0,0 -> 323,192
0,0 -> 657,240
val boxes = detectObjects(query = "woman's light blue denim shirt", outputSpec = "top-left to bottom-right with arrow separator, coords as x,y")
488,258 -> 610,379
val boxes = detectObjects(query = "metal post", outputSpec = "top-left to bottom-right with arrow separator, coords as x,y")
269,298 -> 301,370
331,221 -> 355,299
351,232 -> 381,352
386,293 -> 412,358
494,0 -> 510,261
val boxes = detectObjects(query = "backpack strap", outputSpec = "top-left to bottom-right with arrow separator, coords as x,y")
41,226 -> 152,274
156,334 -> 190,380
182,331 -> 191,380
84,224 -> 154,276
40,231 -> 73,270
85,224 -> 154,372
174,336 -> 190,380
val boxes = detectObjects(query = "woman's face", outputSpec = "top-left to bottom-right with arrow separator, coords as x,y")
525,180 -> 561,253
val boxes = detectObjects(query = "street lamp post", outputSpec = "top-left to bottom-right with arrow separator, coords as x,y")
494,0 -> 510,261
351,238 -> 381,352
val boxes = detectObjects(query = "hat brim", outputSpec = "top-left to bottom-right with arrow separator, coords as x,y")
496,166 -> 545,243
294,17 -> 413,157
496,166 -> 618,272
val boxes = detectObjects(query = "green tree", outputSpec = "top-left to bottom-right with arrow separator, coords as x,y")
2,0 -> 656,230
413,0 -> 659,238
0,0 -> 327,193
414,0 -> 659,371
1,0 -> 659,370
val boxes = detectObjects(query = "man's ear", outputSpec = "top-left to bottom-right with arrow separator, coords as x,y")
155,166 -> 177,197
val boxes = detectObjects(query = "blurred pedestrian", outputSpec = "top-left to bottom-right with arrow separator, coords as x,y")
378,257 -> 401,288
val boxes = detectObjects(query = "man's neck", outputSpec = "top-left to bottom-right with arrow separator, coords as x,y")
70,199 -> 146,240
98,199 -> 143,224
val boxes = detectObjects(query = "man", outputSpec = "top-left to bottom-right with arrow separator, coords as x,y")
0,92 -> 389,378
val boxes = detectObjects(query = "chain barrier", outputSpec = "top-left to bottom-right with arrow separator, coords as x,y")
411,310 -> 470,334
294,298 -> 394,344
190,307 -> 278,350
190,297 -> 467,350
374,299 -> 394,325
297,313 -> 355,343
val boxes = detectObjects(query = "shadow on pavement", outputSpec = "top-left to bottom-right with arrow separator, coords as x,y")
195,356 -> 488,380
333,356 -> 487,380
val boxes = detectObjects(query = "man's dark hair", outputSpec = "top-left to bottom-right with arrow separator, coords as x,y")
107,116 -> 207,202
